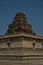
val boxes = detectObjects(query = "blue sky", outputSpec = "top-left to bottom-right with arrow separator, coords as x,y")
0,0 -> 43,36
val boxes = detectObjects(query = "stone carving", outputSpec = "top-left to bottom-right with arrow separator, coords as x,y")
6,12 -> 35,35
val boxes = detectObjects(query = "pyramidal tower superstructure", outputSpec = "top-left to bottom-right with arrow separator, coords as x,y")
0,12 -> 43,65
6,13 -> 35,35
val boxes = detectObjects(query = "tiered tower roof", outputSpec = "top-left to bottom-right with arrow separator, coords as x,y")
6,12 -> 35,35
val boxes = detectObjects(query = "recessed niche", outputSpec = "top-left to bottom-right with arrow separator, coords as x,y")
7,43 -> 10,48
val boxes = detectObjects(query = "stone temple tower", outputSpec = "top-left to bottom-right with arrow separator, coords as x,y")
0,12 -> 43,65
6,12 -> 34,35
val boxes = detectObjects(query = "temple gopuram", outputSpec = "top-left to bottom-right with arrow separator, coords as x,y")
0,12 -> 43,65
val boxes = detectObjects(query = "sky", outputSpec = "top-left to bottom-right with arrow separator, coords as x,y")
0,0 -> 43,36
